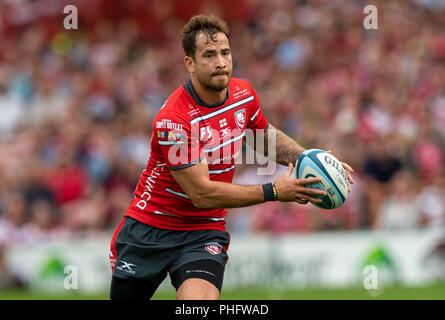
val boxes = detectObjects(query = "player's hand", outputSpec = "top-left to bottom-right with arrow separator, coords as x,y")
327,150 -> 354,192
274,163 -> 326,204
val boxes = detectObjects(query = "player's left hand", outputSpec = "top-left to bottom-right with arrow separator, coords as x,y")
327,150 -> 354,193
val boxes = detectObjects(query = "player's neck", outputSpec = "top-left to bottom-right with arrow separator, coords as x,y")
190,76 -> 228,106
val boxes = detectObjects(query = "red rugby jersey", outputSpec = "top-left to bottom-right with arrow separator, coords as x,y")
124,77 -> 268,231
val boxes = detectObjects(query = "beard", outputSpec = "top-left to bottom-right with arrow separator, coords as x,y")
196,70 -> 232,92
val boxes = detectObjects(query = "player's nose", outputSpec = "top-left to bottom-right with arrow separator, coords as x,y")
215,54 -> 226,69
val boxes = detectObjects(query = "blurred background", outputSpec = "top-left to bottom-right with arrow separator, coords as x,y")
1,0 -> 445,299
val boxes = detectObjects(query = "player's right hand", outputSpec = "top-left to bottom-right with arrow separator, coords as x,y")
274,163 -> 326,204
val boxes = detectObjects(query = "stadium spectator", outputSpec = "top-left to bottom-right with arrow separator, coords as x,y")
375,170 -> 421,229
416,173 -> 445,229
0,245 -> 27,289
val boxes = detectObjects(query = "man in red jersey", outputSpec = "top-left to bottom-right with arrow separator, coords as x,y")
109,15 -> 354,300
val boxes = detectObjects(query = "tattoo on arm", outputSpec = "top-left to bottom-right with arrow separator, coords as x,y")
244,123 -> 306,166
266,124 -> 305,166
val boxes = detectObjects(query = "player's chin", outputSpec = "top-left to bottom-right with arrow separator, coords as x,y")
208,80 -> 230,91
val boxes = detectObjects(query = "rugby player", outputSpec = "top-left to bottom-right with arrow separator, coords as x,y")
109,14 -> 354,300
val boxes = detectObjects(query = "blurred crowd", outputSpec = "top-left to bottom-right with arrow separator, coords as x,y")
0,0 -> 445,246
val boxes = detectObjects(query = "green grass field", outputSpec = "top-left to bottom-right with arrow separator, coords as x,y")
1,283 -> 445,300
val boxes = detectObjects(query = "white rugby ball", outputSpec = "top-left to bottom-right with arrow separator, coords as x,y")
294,149 -> 349,209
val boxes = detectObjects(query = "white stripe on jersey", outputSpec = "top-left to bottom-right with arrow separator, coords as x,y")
203,131 -> 245,153
158,140 -> 186,146
154,210 -> 180,218
208,217 -> 225,221
250,107 -> 260,121
165,187 -> 190,200
208,164 -> 236,175
190,95 -> 254,125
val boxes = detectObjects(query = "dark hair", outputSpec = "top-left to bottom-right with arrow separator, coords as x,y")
180,15 -> 230,58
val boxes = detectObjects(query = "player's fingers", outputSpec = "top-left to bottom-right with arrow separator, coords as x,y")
346,171 -> 354,185
285,163 -> 293,176
298,187 -> 326,196
295,198 -> 309,204
342,162 -> 354,173
328,151 -> 353,174
296,177 -> 322,185
297,193 -> 322,203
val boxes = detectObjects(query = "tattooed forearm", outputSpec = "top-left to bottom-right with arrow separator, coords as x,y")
245,123 -> 306,166
266,124 -> 306,166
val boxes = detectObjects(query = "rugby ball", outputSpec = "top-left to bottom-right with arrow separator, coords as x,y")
294,149 -> 348,209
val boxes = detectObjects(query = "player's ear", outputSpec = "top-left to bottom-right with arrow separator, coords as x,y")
184,55 -> 195,73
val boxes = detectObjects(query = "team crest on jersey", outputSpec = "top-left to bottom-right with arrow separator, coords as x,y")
205,242 -> 222,255
234,108 -> 246,130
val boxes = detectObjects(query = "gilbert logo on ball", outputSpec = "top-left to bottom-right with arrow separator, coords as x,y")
205,243 -> 222,255
295,149 -> 349,209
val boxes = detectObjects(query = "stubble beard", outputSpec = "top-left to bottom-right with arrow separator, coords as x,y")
197,71 -> 231,92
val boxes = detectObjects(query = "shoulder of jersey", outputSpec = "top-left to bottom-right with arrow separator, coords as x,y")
155,85 -> 191,120
228,78 -> 257,104
159,86 -> 189,111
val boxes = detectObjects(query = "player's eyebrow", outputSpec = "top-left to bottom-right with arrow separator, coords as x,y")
202,47 -> 231,56
202,49 -> 217,56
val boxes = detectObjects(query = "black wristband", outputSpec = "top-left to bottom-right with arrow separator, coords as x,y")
262,183 -> 277,202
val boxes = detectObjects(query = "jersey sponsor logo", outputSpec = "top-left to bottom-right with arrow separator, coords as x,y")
157,130 -> 169,138
233,88 -> 250,100
207,150 -> 240,165
205,243 -> 222,255
116,260 -> 137,274
158,129 -> 187,142
219,127 -> 231,138
135,164 -> 162,210
188,108 -> 200,117
234,108 -> 246,130
156,119 -> 184,131
200,125 -> 213,143
167,131 -> 186,141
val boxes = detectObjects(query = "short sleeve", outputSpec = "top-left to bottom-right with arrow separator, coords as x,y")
246,86 -> 268,131
153,113 -> 204,170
